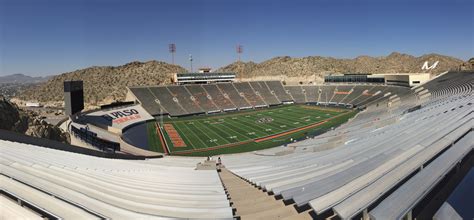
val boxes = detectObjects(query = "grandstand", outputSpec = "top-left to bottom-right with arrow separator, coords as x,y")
1,71 -> 473,219
127,82 -> 414,116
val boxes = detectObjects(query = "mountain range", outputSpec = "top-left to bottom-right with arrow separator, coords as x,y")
0,73 -> 51,84
15,52 -> 472,107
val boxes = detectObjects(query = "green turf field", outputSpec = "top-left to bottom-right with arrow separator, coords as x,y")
146,105 -> 357,156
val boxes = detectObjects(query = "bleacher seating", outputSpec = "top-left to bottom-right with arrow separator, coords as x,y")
233,82 -> 267,107
202,84 -> 237,110
149,86 -> 188,116
0,141 -> 233,219
130,81 -> 417,116
286,86 -> 306,103
265,81 -> 293,102
167,85 -> 204,114
219,72 -> 473,219
1,72 -> 473,220
249,81 -> 281,105
185,85 -> 220,112
317,85 -> 337,104
128,87 -> 167,115
216,83 -> 250,109
330,85 -> 354,104
302,86 -> 317,103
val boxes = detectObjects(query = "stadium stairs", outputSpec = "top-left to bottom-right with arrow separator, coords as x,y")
219,168 -> 313,220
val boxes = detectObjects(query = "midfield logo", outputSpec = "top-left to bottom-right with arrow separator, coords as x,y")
421,61 -> 439,70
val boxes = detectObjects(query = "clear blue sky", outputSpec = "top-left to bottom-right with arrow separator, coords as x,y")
0,0 -> 473,76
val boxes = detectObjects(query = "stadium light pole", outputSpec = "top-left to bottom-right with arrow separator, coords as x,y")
236,44 -> 243,62
169,43 -> 176,65
189,54 -> 193,72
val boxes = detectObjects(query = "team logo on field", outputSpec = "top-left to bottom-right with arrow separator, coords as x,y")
256,117 -> 274,124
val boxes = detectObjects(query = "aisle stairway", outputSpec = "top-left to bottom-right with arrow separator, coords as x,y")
219,168 -> 313,220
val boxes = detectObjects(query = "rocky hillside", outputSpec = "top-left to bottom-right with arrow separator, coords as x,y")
217,52 -> 468,79
17,53 -> 470,105
18,61 -> 187,106
0,96 -> 69,143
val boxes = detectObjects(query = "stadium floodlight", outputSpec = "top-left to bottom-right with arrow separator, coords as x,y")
169,43 -> 176,65
236,44 -> 243,62
189,54 -> 193,72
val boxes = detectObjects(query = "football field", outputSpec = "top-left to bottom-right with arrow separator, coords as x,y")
146,105 -> 357,156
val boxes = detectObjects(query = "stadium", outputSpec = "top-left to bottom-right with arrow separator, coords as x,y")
1,69 -> 473,219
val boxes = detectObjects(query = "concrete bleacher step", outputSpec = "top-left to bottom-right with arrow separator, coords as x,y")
235,200 -> 286,214
232,196 -> 277,206
239,206 -> 298,220
219,168 -> 312,220
281,209 -> 314,220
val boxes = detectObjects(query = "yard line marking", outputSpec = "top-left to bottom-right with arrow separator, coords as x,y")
172,110 -> 356,155
187,122 -> 222,146
172,122 -> 199,150
178,122 -> 208,149
195,120 -> 232,144
207,120 -> 247,138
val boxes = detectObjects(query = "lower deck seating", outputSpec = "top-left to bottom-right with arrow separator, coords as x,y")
149,87 -> 188,116
129,77 -> 458,118
167,86 -> 204,114
202,84 -> 237,110
249,81 -> 281,105
233,82 -> 267,107
330,85 -> 354,103
286,86 -> 306,103
128,87 -> 167,115
303,86 -> 319,102
216,83 -> 250,109
265,81 -> 293,102
185,85 -> 220,112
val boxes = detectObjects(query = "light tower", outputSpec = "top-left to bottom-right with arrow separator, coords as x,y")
236,44 -> 243,62
169,43 -> 176,65
189,54 -> 193,72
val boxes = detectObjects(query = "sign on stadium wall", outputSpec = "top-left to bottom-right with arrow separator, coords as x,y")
82,105 -> 154,132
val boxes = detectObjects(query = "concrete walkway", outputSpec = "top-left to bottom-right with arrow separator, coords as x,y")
219,168 -> 313,220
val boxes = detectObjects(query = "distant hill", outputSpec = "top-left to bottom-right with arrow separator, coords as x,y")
18,61 -> 187,107
17,53 -> 470,106
0,73 -> 51,84
216,52 -> 468,80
